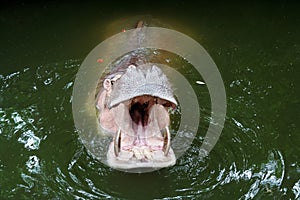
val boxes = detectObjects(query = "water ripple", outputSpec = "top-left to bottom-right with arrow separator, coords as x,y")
292,179 -> 300,199
0,57 -> 298,199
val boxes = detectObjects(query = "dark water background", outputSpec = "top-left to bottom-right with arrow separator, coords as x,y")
0,1 -> 299,199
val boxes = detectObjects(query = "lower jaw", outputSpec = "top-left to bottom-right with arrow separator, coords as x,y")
106,142 -> 176,172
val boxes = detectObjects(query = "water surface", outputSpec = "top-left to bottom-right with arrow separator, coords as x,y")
0,1 -> 299,199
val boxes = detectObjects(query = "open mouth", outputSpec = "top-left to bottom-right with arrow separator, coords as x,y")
96,64 -> 177,171
107,95 -> 176,170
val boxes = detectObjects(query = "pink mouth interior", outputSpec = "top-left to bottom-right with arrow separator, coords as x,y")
120,95 -> 171,150
105,95 -> 177,168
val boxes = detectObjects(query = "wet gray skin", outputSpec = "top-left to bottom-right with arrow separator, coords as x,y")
95,22 -> 177,171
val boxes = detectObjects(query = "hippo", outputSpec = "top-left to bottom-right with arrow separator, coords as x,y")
95,21 -> 177,171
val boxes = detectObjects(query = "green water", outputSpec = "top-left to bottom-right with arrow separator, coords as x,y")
0,1 -> 299,199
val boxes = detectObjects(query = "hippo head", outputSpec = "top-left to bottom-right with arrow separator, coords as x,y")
96,64 -> 177,172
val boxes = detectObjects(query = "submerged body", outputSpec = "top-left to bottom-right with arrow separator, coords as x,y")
96,22 -> 177,171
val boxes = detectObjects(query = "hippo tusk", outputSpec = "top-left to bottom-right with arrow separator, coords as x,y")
114,128 -> 121,156
162,126 -> 171,156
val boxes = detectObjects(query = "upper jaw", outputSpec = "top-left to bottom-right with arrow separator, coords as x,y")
107,65 -> 177,109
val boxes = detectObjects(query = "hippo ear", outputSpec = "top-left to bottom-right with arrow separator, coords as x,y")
103,79 -> 111,91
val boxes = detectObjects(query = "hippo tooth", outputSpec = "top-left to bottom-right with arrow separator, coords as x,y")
143,148 -> 153,160
162,126 -> 171,156
132,148 -> 144,160
114,128 -> 121,156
